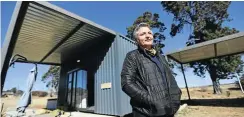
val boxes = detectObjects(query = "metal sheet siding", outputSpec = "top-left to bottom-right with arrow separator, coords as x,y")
115,34 -> 136,116
95,37 -> 118,115
94,34 -> 136,116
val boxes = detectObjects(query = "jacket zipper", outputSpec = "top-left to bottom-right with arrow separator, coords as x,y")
142,50 -> 174,115
150,53 -> 173,114
153,59 -> 174,115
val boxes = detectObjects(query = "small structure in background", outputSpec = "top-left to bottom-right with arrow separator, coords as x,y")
1,91 -> 14,98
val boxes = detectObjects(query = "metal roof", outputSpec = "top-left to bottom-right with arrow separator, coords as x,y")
2,1 -> 116,66
1,1 -> 118,90
166,32 -> 244,64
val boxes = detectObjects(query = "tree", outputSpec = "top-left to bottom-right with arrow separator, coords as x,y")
16,90 -> 24,96
161,1 -> 243,94
11,87 -> 17,94
126,11 -> 167,53
42,65 -> 60,96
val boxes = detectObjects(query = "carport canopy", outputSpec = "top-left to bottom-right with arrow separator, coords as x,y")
165,32 -> 244,100
166,32 -> 244,64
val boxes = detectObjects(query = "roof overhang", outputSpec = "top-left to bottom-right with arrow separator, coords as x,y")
2,1 -> 116,66
1,1 -> 117,90
166,32 -> 244,64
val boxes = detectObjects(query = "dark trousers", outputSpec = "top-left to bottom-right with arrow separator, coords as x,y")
133,110 -> 174,117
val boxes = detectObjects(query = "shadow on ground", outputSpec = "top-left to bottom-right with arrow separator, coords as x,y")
181,97 -> 244,107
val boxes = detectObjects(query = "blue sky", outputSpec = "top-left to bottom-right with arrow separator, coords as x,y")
1,1 -> 244,91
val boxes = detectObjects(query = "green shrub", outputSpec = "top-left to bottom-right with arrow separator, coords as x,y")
32,91 -> 48,97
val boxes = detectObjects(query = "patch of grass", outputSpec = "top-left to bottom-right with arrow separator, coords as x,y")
198,87 -> 207,92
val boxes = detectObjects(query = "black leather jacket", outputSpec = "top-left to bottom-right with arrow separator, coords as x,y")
121,47 -> 182,116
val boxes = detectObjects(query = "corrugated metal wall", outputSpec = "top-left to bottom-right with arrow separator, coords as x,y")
115,34 -> 137,116
95,34 -> 136,116
95,35 -> 118,115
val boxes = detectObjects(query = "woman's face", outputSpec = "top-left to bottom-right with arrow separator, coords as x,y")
136,27 -> 154,49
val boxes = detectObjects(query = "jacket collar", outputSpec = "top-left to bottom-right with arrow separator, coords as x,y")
137,45 -> 158,57
137,45 -> 167,65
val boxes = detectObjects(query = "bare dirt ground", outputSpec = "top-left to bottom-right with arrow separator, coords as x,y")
177,83 -> 244,117
1,96 -> 56,116
1,84 -> 244,117
1,96 -> 48,111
